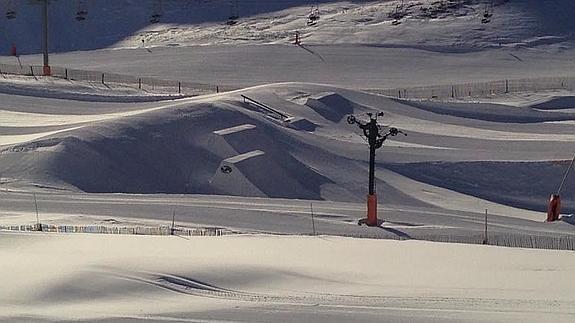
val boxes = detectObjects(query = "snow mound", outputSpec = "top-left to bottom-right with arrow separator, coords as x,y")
304,92 -> 363,122
2,83 -> 575,217
0,99 -> 333,200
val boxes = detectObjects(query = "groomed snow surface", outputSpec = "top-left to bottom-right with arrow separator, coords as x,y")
1,78 -> 575,322
1,233 -> 575,323
1,0 -> 575,322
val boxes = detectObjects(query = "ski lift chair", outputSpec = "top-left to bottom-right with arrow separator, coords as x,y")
75,12 -> 87,21
75,0 -> 88,21
307,7 -> 320,26
6,10 -> 16,19
308,9 -> 320,21
76,10 -> 88,20
150,13 -> 162,23
6,0 -> 16,19
150,0 -> 163,23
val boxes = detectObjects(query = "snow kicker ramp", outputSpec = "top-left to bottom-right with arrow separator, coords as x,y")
0,90 -> 341,200
2,83 -> 575,216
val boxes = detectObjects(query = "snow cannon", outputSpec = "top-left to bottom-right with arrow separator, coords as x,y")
547,154 -> 575,222
347,112 -> 406,226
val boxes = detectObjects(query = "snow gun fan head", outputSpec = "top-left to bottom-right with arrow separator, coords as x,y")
347,111 -> 384,125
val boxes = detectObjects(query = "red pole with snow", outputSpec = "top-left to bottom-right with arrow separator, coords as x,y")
547,154 -> 575,222
547,195 -> 561,222
41,0 -> 51,76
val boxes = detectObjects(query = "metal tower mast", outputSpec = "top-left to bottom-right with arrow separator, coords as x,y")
347,112 -> 406,226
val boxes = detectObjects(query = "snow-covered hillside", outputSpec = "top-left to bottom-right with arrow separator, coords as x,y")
1,0 -> 574,54
2,2 -> 575,322
1,0 -> 574,222
2,81 -> 575,217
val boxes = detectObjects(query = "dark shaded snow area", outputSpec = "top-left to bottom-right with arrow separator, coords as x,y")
1,0 -> 575,55
386,160 -> 575,214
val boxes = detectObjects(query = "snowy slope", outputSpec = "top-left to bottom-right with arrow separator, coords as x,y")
2,82 -> 575,216
1,0 -> 575,55
2,2 -> 575,323
2,233 -> 575,322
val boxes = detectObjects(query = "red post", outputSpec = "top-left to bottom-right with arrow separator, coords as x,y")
10,43 -> 17,56
43,65 -> 51,76
367,193 -> 378,226
294,31 -> 300,45
547,194 -> 561,222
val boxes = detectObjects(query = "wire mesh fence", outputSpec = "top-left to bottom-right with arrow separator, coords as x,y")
350,231 -> 575,251
2,222 -> 573,250
367,76 -> 575,100
2,62 -> 573,100
0,223 -> 233,237
0,63 -> 237,96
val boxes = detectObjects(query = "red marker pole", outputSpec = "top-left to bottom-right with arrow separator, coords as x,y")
547,194 -> 561,222
548,154 -> 575,221
42,0 -> 51,76
294,31 -> 300,45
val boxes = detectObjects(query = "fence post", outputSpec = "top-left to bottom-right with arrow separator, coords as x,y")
30,66 -> 34,76
483,209 -> 488,244
451,85 -> 455,98
505,79 -> 509,93
65,68 -> 68,80
178,81 -> 181,94
310,202 -> 316,236
138,78 -> 142,89
216,85 -> 219,93
101,73 -> 105,84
